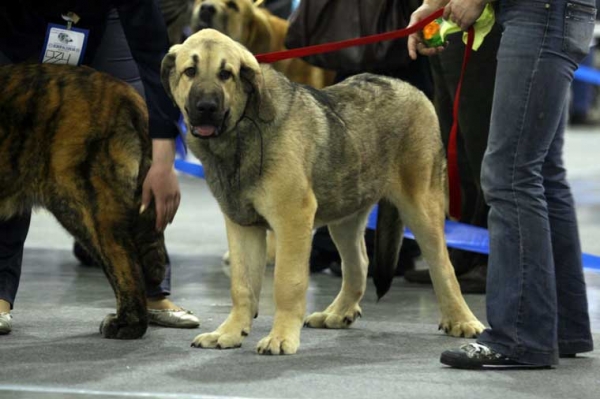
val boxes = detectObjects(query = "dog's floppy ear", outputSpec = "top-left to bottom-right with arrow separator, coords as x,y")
161,45 -> 181,102
239,51 -> 275,121
246,10 -> 272,54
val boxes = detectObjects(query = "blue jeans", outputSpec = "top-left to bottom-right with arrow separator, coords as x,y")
478,0 -> 595,365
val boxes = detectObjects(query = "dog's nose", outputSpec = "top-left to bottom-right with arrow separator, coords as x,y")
195,99 -> 218,114
199,4 -> 216,22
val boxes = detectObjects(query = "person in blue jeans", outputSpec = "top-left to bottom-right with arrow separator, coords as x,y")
0,0 -> 199,335
409,0 -> 594,368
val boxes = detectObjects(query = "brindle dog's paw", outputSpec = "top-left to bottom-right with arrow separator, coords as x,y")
304,306 -> 362,329
438,319 -> 485,338
191,330 -> 247,349
256,334 -> 299,355
99,313 -> 147,339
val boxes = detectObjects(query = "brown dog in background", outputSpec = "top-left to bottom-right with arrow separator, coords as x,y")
191,0 -> 335,88
0,64 -> 165,339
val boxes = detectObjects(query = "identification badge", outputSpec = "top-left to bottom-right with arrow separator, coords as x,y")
40,23 -> 89,66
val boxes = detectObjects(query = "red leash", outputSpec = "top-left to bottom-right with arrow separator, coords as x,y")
255,9 -> 444,63
254,9 -> 473,220
447,27 -> 474,220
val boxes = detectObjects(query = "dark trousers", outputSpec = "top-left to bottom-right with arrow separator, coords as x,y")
428,21 -> 502,274
0,10 -> 170,308
430,22 -> 502,229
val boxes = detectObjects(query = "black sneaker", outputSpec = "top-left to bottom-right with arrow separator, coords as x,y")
440,343 -> 552,369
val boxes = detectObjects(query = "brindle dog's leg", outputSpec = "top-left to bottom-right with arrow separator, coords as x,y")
96,234 -> 148,339
256,192 -> 317,355
48,200 -> 148,339
192,217 -> 267,349
304,210 -> 370,329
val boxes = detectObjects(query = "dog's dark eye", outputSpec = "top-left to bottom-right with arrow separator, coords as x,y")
184,67 -> 196,78
226,1 -> 239,11
219,70 -> 232,81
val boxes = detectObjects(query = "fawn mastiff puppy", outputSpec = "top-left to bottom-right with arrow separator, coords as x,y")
191,0 -> 335,88
162,29 -> 485,355
0,64 -> 165,339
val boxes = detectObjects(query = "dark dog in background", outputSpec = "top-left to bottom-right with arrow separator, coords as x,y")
0,64 -> 165,339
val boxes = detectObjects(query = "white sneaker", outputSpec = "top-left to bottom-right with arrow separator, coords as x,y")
147,308 -> 200,329
0,312 -> 12,335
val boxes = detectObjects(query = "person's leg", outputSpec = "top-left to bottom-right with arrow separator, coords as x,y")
475,0 -> 594,366
542,108 -> 594,355
0,50 -> 29,334
88,9 -> 197,328
0,212 -> 32,334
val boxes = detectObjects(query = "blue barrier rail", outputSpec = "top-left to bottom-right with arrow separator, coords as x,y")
574,65 -> 600,86
173,159 -> 600,271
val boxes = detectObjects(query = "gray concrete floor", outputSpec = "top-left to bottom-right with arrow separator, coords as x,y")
0,126 -> 599,399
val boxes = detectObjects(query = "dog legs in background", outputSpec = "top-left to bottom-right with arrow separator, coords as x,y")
304,210 -> 370,329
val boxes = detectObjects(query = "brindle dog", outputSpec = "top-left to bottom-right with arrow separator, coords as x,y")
162,29 -> 485,355
0,64 -> 165,339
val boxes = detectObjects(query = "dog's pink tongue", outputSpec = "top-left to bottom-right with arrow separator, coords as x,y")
194,125 -> 216,137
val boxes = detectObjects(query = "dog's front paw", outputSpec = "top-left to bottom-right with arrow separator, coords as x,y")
439,318 -> 485,338
304,305 -> 362,329
191,328 -> 248,349
256,333 -> 299,355
99,313 -> 147,339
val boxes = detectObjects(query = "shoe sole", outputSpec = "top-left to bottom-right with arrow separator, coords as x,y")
440,353 -> 552,370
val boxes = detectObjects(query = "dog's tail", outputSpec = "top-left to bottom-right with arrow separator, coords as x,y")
372,199 -> 404,300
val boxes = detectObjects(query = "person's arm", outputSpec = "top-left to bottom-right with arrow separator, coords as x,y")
116,0 -> 180,139
141,139 -> 180,232
116,0 -> 181,231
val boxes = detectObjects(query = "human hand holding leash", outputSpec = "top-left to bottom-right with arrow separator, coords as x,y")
408,0 -> 449,59
408,0 -> 490,59
141,139 -> 181,231
443,0 -> 489,31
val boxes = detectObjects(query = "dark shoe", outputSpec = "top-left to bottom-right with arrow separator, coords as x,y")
456,263 -> 487,294
569,112 -> 596,126
309,248 -> 339,273
73,241 -> 98,267
441,343 -> 552,369
404,247 -> 488,294
404,265 -> 487,294
324,230 -> 420,277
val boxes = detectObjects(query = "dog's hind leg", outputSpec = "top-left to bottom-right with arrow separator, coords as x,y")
304,209 -> 370,329
192,217 -> 267,349
389,187 -> 485,338
50,197 -> 148,339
